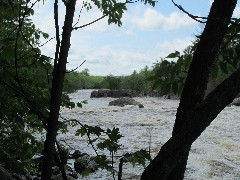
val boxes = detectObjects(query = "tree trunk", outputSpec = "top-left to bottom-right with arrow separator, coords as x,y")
141,67 -> 240,179
168,0 -> 237,179
141,0 -> 237,179
41,1 -> 76,179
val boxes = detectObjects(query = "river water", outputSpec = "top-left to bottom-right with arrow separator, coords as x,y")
59,90 -> 240,180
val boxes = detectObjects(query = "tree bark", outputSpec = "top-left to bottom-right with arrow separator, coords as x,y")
141,0 -> 237,179
41,1 -> 76,179
168,0 -> 237,179
141,67 -> 240,179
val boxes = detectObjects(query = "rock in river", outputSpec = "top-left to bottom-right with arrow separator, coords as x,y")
109,97 -> 143,108
90,89 -> 132,98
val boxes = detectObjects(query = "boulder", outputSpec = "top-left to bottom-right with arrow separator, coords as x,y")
74,154 -> 98,174
138,104 -> 144,108
71,150 -> 82,159
90,89 -> 132,98
109,97 -> 143,108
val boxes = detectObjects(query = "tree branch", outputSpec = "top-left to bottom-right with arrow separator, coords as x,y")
141,67 -> 240,179
65,60 -> 86,73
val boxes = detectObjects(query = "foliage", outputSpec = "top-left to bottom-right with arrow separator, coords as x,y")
74,122 -> 151,176
82,0 -> 156,27
104,75 -> 122,90
0,0 -> 49,174
129,149 -> 151,167
148,20 -> 240,97
64,70 -> 105,93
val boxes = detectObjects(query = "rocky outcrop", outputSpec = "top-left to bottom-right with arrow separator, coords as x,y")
90,89 -> 133,98
74,154 -> 98,173
109,97 -> 144,108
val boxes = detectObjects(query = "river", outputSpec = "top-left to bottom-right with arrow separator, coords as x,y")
59,90 -> 240,180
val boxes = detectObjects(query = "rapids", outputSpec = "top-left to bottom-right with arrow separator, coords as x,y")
59,90 -> 240,180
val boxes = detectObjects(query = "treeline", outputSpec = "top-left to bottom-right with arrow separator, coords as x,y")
63,66 -> 154,96
64,24 -> 240,97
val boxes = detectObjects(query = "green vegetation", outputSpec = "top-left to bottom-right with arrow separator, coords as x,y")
0,0 -> 51,174
0,0 -> 239,179
64,69 -> 105,93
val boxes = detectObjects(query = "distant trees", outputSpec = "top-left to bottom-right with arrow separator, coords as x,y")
1,0 -> 240,179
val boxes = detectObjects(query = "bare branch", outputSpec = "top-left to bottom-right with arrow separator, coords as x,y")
73,0 -> 136,30
65,59 -> 86,73
73,14 -> 108,30
72,0 -> 85,28
172,0 -> 239,25
172,0 -> 206,23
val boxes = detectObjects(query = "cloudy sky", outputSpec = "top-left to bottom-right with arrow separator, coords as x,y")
32,0 -> 240,76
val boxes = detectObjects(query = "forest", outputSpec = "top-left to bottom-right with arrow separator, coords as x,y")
0,0 -> 240,180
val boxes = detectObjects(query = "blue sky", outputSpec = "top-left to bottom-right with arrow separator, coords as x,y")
33,0 -> 240,75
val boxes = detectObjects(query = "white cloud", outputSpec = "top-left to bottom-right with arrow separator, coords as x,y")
129,8 -> 197,31
233,7 -> 240,18
66,37 -> 195,75
209,0 -> 214,6
32,1 -> 197,76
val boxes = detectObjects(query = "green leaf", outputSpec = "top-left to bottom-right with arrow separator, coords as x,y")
77,102 -> 82,108
106,127 -> 123,142
58,121 -> 68,134
166,51 -> 180,58
82,100 -> 88,104
95,155 -> 111,170
75,127 -> 86,136
81,168 -> 91,177
129,149 -> 151,167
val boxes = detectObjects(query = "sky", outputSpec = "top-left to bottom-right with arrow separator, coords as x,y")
32,0 -> 240,76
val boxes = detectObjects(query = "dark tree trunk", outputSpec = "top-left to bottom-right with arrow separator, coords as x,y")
141,67 -> 240,179
41,1 -> 76,179
168,0 -> 237,179
141,0 -> 237,179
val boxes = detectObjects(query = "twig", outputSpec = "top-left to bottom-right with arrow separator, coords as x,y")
111,152 -> 115,180
56,141 -> 68,180
38,36 -> 56,47
72,1 -> 85,28
73,0 -> 136,30
65,60 -> 86,73
59,115 -> 99,156
172,0 -> 239,25
172,0 -> 206,23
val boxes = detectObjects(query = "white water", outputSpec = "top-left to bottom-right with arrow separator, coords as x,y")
59,90 -> 240,180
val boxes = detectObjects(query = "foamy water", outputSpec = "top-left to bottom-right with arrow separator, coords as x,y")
59,90 -> 240,180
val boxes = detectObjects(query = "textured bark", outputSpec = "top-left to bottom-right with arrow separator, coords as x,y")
141,0 -> 237,179
141,67 -> 240,179
168,1 -> 237,179
41,1 -> 76,179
